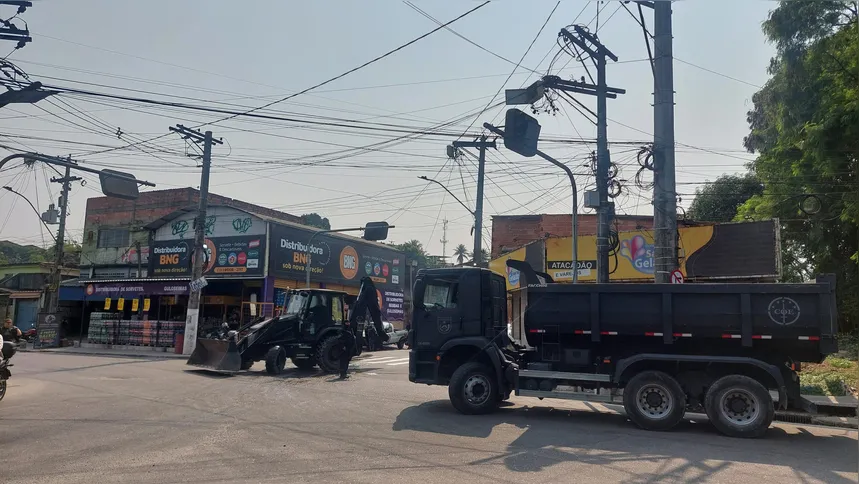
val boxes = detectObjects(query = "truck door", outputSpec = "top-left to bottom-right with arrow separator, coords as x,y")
413,275 -> 464,349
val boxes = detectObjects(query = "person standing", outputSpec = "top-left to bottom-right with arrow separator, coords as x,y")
338,320 -> 356,379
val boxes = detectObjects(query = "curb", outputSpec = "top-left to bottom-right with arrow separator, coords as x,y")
18,348 -> 187,360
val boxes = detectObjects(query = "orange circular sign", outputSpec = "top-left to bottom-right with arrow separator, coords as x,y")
376,289 -> 384,310
203,238 -> 217,273
339,246 -> 359,280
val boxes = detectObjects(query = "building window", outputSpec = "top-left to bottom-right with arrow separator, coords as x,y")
97,229 -> 129,248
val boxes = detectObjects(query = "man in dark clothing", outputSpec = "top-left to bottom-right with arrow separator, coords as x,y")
338,320 -> 356,379
2,318 -> 20,360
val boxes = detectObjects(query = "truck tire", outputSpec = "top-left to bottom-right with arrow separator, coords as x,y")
623,371 -> 686,432
316,335 -> 342,373
704,375 -> 774,439
291,357 -> 317,371
265,346 -> 286,375
448,362 -> 499,415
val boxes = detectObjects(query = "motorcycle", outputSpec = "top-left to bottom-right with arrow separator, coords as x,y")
0,334 -> 14,402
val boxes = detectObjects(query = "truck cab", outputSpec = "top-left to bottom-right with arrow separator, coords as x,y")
409,267 -> 513,393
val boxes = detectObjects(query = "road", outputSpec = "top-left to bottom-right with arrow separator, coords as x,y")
2,351 -> 856,484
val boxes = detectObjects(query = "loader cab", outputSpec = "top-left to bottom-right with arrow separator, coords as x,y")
284,289 -> 347,338
411,267 -> 508,350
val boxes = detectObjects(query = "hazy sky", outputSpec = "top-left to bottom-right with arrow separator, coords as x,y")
0,0 -> 775,258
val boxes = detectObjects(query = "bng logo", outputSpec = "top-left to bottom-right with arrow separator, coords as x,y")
339,246 -> 359,280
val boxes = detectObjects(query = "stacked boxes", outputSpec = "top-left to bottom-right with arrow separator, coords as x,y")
87,314 -> 185,348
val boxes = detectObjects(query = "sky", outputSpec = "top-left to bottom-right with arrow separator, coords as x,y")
0,0 -> 777,259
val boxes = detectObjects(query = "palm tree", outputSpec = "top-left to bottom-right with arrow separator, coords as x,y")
453,244 -> 469,265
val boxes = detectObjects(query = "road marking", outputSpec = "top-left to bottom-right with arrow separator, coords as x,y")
386,361 -> 410,366
361,357 -> 401,363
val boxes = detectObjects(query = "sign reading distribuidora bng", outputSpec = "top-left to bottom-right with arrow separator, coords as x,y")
149,235 -> 266,277
269,223 -> 404,289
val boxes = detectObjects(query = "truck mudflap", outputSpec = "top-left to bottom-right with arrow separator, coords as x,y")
187,338 -> 242,373
614,354 -> 790,410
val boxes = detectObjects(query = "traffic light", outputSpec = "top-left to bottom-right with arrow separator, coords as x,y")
362,221 -> 390,241
504,108 -> 541,157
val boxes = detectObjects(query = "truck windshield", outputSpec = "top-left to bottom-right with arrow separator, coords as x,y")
284,292 -> 308,317
423,281 -> 457,309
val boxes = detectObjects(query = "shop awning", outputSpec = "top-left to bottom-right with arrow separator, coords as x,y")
9,291 -> 41,299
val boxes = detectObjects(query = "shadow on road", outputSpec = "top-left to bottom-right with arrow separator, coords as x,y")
392,400 -> 857,482
183,365 -> 375,381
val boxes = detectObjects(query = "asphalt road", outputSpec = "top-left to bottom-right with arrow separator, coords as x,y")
2,350 -> 856,484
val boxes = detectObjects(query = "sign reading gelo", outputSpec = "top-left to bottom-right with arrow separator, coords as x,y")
339,246 -> 359,280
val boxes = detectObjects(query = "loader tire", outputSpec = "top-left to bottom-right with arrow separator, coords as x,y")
265,346 -> 286,375
240,359 -> 254,371
316,335 -> 342,374
291,357 -> 317,371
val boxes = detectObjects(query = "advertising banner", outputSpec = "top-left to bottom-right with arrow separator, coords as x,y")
150,235 -> 265,277
84,281 -> 189,300
269,223 -> 405,289
491,220 -> 780,286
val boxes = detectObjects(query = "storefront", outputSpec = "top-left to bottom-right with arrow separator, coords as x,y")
267,222 -> 406,325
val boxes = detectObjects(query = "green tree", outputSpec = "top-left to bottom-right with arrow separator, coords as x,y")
452,244 -> 469,265
391,239 -> 441,269
299,213 -> 331,230
740,0 -> 858,331
687,174 -> 763,222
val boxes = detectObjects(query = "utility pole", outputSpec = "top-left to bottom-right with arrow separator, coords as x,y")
555,26 -> 624,283
48,165 -> 81,315
440,219 -> 449,265
170,124 -> 222,356
652,1 -> 678,283
450,136 -> 495,266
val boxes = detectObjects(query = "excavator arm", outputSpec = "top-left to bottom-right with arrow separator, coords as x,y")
349,277 -> 389,342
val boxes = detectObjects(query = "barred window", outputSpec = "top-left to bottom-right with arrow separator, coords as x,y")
97,229 -> 129,248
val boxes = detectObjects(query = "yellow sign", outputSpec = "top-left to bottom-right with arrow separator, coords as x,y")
131,298 -> 139,312
104,298 -> 111,310
489,246 -> 527,291
117,298 -> 125,311
492,225 -> 716,286
143,298 -> 151,312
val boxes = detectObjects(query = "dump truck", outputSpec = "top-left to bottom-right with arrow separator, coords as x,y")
407,261 -> 839,438
188,277 -> 388,374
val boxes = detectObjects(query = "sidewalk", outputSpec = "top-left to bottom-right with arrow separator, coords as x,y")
19,345 -> 187,360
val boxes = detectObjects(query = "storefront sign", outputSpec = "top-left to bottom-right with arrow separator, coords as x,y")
84,282 -> 189,299
150,236 -> 266,277
269,223 -> 404,288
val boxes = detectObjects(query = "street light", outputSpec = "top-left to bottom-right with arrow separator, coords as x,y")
2,186 -> 56,242
417,176 -> 474,216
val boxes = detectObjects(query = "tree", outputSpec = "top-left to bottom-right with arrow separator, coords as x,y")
390,239 -> 441,269
453,244 -> 469,265
740,0 -> 858,331
475,249 -> 490,265
687,174 -> 764,222
300,213 -> 330,230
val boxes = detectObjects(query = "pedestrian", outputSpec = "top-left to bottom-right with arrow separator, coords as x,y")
338,320 -> 356,379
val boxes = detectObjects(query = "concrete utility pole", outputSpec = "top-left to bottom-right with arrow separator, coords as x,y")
450,136 -> 495,267
556,26 -> 624,283
652,0 -> 678,283
170,125 -> 222,356
48,165 -> 81,315
440,219 -> 449,265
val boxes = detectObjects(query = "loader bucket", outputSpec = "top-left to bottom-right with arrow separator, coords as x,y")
186,338 -> 242,372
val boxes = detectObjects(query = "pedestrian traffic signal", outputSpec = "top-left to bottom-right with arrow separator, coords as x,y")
503,108 -> 541,157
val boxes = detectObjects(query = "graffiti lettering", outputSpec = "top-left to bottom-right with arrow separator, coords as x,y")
232,217 -> 253,234
171,220 -> 189,237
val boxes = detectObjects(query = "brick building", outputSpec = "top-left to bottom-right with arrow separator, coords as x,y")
80,187 -> 302,279
491,214 -> 668,257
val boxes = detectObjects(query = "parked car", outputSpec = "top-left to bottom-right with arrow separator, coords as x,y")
365,321 -> 409,351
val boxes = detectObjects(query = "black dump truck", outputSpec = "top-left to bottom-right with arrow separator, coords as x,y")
188,277 -> 387,374
408,261 -> 839,438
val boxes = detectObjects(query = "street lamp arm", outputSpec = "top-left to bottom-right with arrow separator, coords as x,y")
0,152 -> 156,187
2,185 -> 57,243
483,122 -> 579,283
418,176 -> 475,216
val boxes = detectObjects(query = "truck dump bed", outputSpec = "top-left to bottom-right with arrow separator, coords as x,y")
510,274 -> 838,363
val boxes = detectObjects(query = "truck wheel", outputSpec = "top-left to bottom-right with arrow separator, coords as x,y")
623,371 -> 686,432
316,335 -> 342,373
397,340 -> 405,350
705,375 -> 774,438
240,360 -> 254,371
291,357 -> 317,371
265,346 -> 286,375
448,362 -> 499,415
